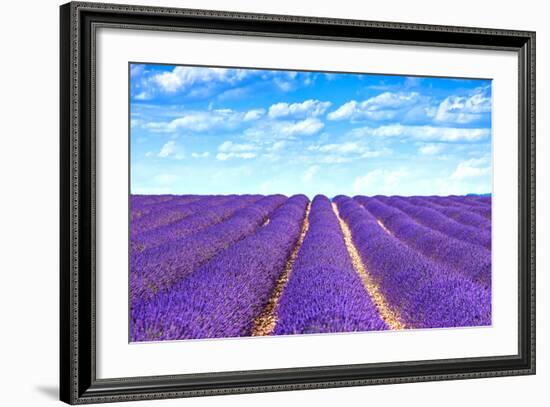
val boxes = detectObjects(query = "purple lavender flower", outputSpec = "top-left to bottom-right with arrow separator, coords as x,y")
131,195 -> 309,341
273,195 -> 387,335
334,196 -> 490,329
356,196 -> 491,287
130,195 -> 286,305
382,196 -> 491,249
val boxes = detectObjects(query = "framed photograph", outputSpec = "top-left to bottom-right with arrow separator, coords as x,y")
60,1 -> 536,404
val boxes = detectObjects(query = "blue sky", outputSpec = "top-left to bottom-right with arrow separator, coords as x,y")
130,63 -> 492,197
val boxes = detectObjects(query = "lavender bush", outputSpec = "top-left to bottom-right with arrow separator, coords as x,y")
129,193 -> 492,341
130,195 -> 261,253
382,196 -> 491,249
131,195 -> 308,341
334,196 -> 490,328
355,196 -> 491,286
130,195 -> 286,305
273,195 -> 387,335
406,196 -> 491,230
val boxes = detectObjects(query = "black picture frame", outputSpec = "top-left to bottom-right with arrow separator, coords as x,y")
60,1 -> 536,404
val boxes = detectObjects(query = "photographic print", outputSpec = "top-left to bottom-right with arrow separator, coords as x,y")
129,63 -> 492,342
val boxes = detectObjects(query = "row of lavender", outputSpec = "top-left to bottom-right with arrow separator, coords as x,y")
335,196 -> 490,328
130,194 -> 491,341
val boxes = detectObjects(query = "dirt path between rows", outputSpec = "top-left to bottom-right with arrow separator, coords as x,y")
332,203 -> 405,330
252,202 -> 311,336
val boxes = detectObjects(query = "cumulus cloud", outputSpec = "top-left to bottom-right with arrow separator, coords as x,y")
130,64 -> 157,100
134,91 -> 152,101
270,141 -> 286,151
311,142 -> 360,154
268,99 -> 331,119
246,117 -> 325,139
243,108 -> 265,121
327,101 -> 358,121
451,157 -> 491,180
130,118 -> 143,128
353,169 -> 409,195
156,140 -> 184,159
218,141 -> 256,153
137,66 -> 311,100
352,124 -> 490,142
217,86 -> 251,101
130,64 -> 145,78
273,78 -> 294,92
158,140 -> 176,157
435,87 -> 491,124
307,141 -> 390,163
144,108 -> 265,133
216,152 -> 257,161
191,152 -> 210,159
328,92 -> 422,121
418,143 -> 445,155
282,118 -> 324,136
216,141 -> 258,160
153,66 -> 249,93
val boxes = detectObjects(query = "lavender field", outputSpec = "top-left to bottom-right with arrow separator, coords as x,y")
130,194 -> 491,342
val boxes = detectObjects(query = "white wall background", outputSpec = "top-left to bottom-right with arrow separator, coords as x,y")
0,0 -> 545,405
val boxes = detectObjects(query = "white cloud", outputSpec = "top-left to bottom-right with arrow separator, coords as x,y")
243,109 -> 265,121
286,71 -> 298,80
365,92 -> 421,110
312,142 -> 360,154
130,64 -> 145,77
435,87 -> 491,124
327,92 -> 421,121
418,143 -> 445,155
352,124 -> 490,142
191,152 -> 210,159
368,77 -> 422,92
361,149 -> 390,158
145,140 -> 185,160
273,78 -> 293,92
246,117 -> 325,139
215,141 -> 258,160
353,169 -> 409,195
153,66 -> 249,93
404,77 -> 422,88
218,141 -> 257,153
157,140 -> 177,158
134,91 -> 151,101
302,165 -> 320,184
217,86 -> 250,101
216,152 -> 257,161
281,118 -> 324,136
167,112 -> 225,132
316,155 -> 353,164
145,111 -> 226,132
307,142 -> 390,163
451,157 -> 491,180
271,141 -> 286,151
327,101 -> 358,121
268,99 -> 331,119
144,108 -> 266,133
